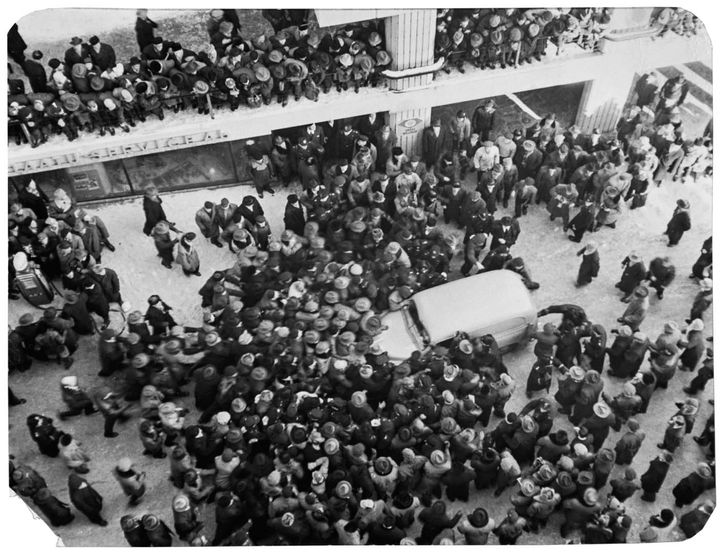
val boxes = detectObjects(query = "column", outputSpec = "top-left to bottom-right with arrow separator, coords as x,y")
574,68 -> 636,133
388,108 -> 432,156
384,9 -> 436,155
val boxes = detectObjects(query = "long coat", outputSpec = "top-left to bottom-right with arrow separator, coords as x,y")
672,472 -> 715,507
666,208 -> 691,245
176,244 -> 200,273
135,16 -> 158,51
614,429 -> 645,465
618,258 -> 647,294
92,268 -> 122,303
89,43 -> 116,71
680,506 -> 713,538
422,127 -> 450,167
143,196 -> 167,235
195,207 -> 220,239
640,457 -> 670,496
441,186 -> 467,224
68,473 -> 104,521
33,490 -> 75,526
22,59 -> 49,93
284,204 -> 306,236
577,249 -> 600,284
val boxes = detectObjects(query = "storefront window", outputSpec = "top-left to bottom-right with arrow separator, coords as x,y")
122,143 -> 236,192
229,136 -> 272,182
67,160 -> 132,201
9,161 -> 132,203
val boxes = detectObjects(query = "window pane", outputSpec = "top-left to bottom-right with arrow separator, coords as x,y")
67,161 -> 131,202
122,143 -> 235,192
229,136 -> 272,182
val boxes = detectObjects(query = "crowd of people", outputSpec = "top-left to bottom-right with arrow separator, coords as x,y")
650,8 -> 702,39
8,9 -> 391,148
7,10 -> 716,549
9,7 -> 696,150
434,8 -> 613,74
9,98 -> 715,545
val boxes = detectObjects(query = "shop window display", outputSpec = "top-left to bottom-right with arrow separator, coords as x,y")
229,136 -> 273,182
10,160 -> 131,203
121,143 -> 236,192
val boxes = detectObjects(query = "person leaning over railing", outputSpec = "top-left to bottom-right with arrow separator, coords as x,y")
7,14 -> 392,149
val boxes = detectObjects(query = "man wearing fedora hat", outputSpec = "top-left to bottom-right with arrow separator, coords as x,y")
640,451 -> 673,502
576,240 -> 600,286
64,36 -> 89,73
672,462 -> 715,507
665,198 -> 692,246
616,251 -> 647,301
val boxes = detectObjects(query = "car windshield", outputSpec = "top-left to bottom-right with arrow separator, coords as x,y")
402,300 -> 430,348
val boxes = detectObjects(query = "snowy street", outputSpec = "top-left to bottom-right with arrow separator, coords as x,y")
8,168 -> 714,545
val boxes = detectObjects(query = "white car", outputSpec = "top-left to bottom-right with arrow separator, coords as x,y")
373,270 -> 537,362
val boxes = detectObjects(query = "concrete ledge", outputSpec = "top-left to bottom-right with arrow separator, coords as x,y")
8,33 -> 710,177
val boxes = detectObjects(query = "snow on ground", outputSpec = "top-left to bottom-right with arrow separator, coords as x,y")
17,9 -> 192,42
7,167 -> 714,545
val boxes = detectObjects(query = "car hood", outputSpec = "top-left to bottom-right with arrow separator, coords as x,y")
373,308 -> 424,363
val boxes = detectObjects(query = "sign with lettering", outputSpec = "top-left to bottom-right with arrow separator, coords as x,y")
398,117 -> 424,136
8,129 -> 229,176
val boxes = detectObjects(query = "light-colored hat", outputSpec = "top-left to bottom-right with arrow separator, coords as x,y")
687,319 -> 705,332
281,512 -> 295,527
521,415 -> 536,433
569,365 -> 585,381
61,376 -> 78,387
430,450 -> 446,466
583,487 -> 599,506
443,364 -> 460,381
593,402 -> 611,419
519,478 -> 538,496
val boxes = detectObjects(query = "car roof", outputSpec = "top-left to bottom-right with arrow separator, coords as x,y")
412,270 -> 535,343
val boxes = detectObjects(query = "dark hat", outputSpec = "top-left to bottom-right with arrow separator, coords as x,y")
61,93 -> 81,112
48,58 -> 62,69
89,35 -> 100,45
153,36 -> 164,45
469,507 -> 489,528
374,457 -> 392,476
32,50 -> 43,60
142,514 -> 160,530
69,36 -> 83,46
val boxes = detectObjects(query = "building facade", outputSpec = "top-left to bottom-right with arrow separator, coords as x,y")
7,8 -> 711,204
